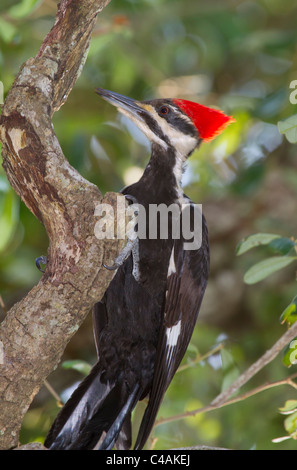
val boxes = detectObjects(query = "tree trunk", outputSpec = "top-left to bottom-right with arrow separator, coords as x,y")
0,0 -> 123,449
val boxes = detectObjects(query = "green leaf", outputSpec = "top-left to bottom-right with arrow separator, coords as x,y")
62,360 -> 92,376
282,337 -> 297,368
280,297 -> 297,326
236,233 -> 281,256
284,410 -> 297,434
268,237 -> 296,255
244,256 -> 297,285
278,115 -> 297,144
279,400 -> 297,415
220,349 -> 240,392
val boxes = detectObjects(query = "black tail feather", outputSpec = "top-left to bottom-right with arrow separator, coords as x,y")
96,384 -> 140,450
45,362 -> 109,449
45,363 -> 140,450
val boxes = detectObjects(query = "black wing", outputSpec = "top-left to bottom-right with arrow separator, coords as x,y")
134,214 -> 209,450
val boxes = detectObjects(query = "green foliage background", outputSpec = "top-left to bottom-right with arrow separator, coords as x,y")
1,0 -> 297,450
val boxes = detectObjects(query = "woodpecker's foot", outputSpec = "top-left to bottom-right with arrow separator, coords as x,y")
103,238 -> 136,271
35,256 -> 47,273
103,194 -> 139,271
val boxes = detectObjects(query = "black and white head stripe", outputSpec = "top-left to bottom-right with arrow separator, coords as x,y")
142,100 -> 199,139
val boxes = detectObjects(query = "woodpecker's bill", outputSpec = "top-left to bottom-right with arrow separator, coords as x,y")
45,89 -> 234,450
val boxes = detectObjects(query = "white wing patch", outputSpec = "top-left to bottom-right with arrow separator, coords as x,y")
166,320 -> 181,348
167,247 -> 176,276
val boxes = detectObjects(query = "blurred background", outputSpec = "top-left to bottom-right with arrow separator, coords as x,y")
1,0 -> 297,450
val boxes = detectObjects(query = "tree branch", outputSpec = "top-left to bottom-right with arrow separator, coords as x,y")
155,322 -> 297,428
0,0 -> 124,449
211,322 -> 297,407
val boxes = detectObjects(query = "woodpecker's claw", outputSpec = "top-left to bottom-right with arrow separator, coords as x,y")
103,239 -> 136,271
124,194 -> 138,205
36,256 -> 47,273
103,262 -> 120,271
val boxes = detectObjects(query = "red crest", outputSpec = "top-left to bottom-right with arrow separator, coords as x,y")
174,99 -> 235,142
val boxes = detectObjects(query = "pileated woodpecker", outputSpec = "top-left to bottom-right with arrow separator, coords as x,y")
45,89 -> 234,450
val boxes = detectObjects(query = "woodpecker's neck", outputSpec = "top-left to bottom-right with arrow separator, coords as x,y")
139,143 -> 186,204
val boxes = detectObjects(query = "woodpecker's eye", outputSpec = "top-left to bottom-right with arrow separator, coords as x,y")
159,106 -> 170,115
